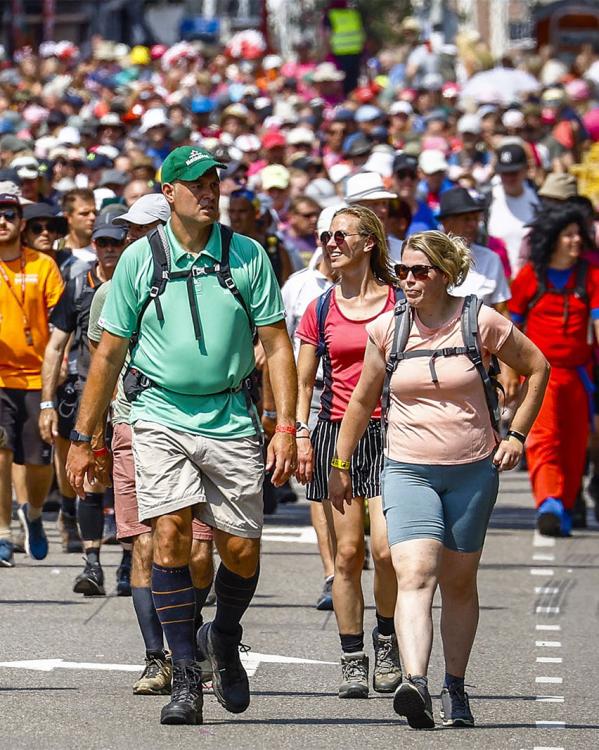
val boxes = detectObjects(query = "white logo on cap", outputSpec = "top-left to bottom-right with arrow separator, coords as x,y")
185,150 -> 210,166
501,151 -> 512,163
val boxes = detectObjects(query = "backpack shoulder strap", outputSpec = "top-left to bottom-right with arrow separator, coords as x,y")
217,223 -> 256,340
574,259 -> 589,303
392,285 -> 405,303
130,226 -> 170,348
526,267 -> 546,314
315,285 -> 336,359
381,298 -> 411,433
461,294 -> 502,430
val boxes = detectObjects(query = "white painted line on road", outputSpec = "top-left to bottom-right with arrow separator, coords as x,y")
535,641 -> 561,647
535,696 -> 564,702
535,721 -> 566,728
536,676 -> 563,684
533,532 -> 556,547
533,553 -> 555,561
262,526 -> 317,544
536,606 -> 560,614
537,657 -> 563,664
0,652 -> 337,678
536,625 -> 561,631
530,568 -> 554,576
531,746 -> 565,750
535,586 -> 559,594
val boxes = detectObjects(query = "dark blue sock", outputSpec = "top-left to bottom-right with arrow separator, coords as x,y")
376,612 -> 395,637
213,563 -> 259,637
340,633 -> 364,653
444,673 -> 465,690
151,563 -> 195,663
78,492 -> 104,541
132,586 -> 164,656
61,494 -> 76,517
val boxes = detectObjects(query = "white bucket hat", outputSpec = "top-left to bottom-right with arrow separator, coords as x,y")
344,172 -> 397,203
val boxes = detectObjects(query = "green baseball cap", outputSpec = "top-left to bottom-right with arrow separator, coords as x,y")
160,146 -> 226,184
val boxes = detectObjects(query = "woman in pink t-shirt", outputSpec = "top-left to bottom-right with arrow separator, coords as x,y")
295,205 -> 401,699
329,231 -> 549,729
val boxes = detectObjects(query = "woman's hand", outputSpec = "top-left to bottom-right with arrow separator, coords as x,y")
328,467 -> 353,513
493,437 -> 523,472
295,436 -> 314,484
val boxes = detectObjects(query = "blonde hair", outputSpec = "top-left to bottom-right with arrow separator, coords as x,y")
334,205 -> 397,286
403,230 -> 472,287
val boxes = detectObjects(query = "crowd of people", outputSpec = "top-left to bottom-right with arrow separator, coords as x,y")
1,7 -> 599,729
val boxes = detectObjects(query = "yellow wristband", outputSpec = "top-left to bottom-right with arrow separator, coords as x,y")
331,456 -> 350,471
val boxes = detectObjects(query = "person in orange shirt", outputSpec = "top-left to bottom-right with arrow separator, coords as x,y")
0,192 -> 64,568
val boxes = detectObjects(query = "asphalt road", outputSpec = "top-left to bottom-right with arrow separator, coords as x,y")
1,470 -> 598,750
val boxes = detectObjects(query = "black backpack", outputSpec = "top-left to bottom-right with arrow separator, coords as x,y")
526,260 -> 588,324
123,223 -> 260,435
381,294 -> 503,434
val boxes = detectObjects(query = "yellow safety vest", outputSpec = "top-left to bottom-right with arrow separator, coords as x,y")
328,8 -> 365,56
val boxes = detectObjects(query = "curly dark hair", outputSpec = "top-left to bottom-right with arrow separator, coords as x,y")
529,204 -> 595,276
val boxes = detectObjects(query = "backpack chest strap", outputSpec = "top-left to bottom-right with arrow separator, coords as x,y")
395,346 -> 469,383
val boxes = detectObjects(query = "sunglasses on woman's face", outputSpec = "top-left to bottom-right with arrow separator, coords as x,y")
395,169 -> 417,180
30,220 -> 59,235
395,263 -> 439,280
320,230 -> 363,246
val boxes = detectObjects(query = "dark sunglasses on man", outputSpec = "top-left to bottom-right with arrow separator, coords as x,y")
0,208 -> 20,223
28,220 -> 60,235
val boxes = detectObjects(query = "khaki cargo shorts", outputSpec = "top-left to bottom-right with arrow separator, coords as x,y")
132,420 -> 264,539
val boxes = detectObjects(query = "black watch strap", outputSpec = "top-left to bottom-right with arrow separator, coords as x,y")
69,429 -> 92,443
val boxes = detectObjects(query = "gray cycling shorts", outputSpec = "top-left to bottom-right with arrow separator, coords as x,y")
381,455 -> 499,553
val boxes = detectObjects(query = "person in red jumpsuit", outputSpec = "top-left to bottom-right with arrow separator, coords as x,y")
509,204 -> 599,536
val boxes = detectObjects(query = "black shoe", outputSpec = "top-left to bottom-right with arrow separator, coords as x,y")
197,621 -> 250,714
572,491 -> 587,529
73,558 -> 105,596
393,677 -> 435,729
160,662 -> 203,725
116,553 -> 132,596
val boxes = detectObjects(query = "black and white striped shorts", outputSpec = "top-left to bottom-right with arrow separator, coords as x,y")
306,419 -> 384,501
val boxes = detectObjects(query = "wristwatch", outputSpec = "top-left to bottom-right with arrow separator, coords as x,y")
295,421 -> 310,434
69,429 -> 92,444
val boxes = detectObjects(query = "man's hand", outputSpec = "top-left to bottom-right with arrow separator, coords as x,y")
295,436 -> 313,484
39,408 -> 58,444
265,431 -> 297,487
66,443 -> 97,497
493,437 -> 523,472
261,413 -> 276,441
328,467 -> 353,514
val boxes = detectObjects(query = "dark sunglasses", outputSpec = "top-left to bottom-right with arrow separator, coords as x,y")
30,220 -> 59,235
320,230 -> 363,246
0,208 -> 19,222
395,263 -> 439,280
95,237 -> 125,248
395,170 -> 417,180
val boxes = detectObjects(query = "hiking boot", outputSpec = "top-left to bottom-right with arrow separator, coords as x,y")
572,491 -> 587,529
316,576 -> 334,611
393,677 -> 435,729
196,621 -> 250,714
587,474 -> 599,523
339,651 -> 369,699
102,512 -> 118,545
440,685 -> 474,727
116,553 -> 132,596
160,662 -> 203,725
0,538 -> 15,568
133,652 -> 172,695
73,557 -> 105,596
17,504 -> 48,560
57,511 -> 82,554
372,628 -> 402,693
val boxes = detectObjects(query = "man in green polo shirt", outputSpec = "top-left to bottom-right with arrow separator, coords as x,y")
66,146 -> 297,726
